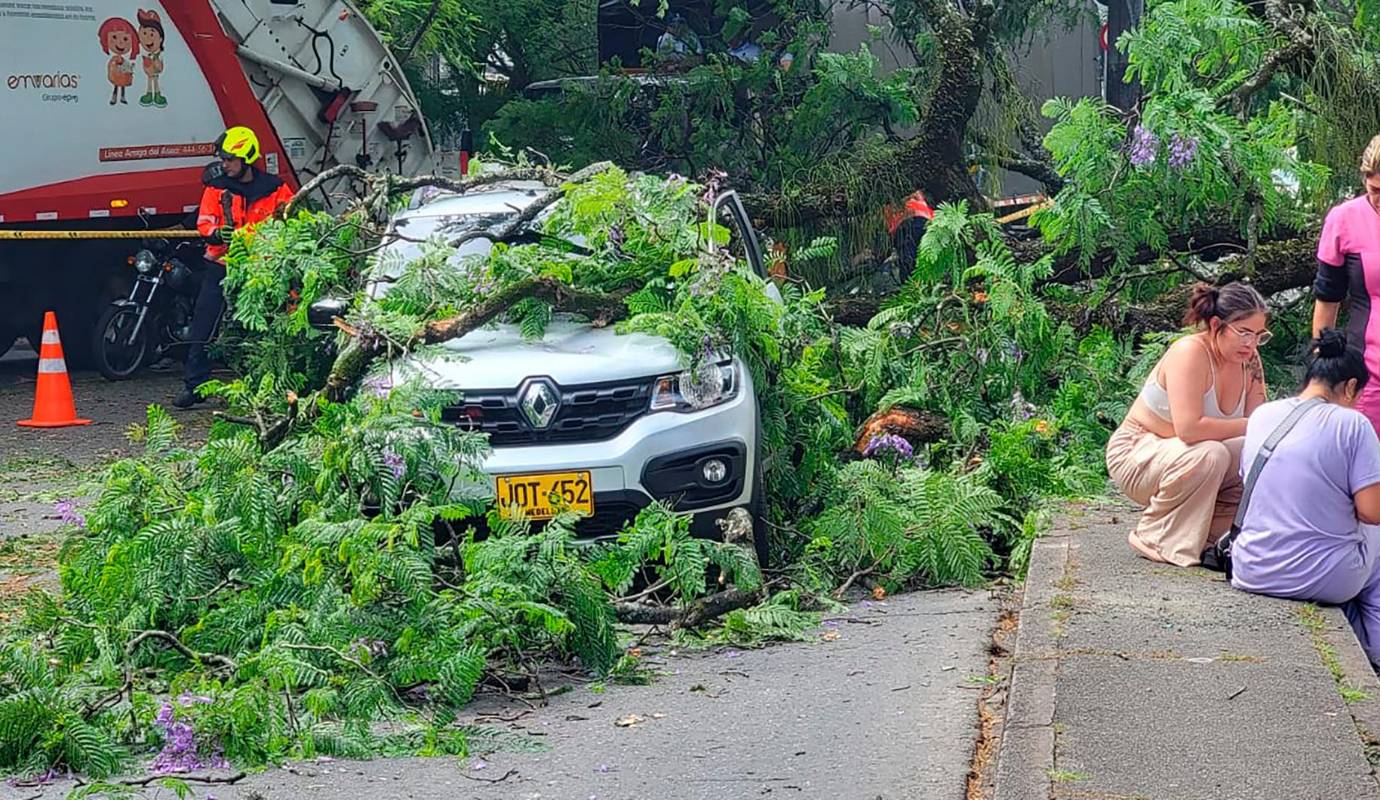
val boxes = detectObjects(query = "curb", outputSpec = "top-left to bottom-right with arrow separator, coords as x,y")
991,523 -> 1070,800
992,503 -> 1380,799
1320,605 -> 1380,787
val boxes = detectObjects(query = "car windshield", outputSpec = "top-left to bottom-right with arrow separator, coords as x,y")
370,210 -> 519,287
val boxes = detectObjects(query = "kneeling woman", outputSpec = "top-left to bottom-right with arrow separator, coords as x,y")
1106,282 -> 1269,566
1231,330 -> 1380,666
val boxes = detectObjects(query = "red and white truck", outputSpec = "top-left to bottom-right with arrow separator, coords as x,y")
0,0 -> 438,361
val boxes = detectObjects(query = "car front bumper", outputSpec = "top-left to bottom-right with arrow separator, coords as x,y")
455,368 -> 759,537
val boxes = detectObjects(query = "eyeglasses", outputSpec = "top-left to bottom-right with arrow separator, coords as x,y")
1226,322 -> 1272,346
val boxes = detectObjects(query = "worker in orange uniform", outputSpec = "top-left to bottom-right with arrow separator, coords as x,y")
883,190 -> 934,281
177,125 -> 294,408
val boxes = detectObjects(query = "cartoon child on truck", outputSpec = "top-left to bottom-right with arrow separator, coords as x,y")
99,16 -> 139,105
137,9 -> 167,108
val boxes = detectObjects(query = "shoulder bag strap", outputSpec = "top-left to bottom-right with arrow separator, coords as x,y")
1231,397 -> 1324,534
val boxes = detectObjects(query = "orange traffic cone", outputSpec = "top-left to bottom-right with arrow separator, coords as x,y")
17,311 -> 92,428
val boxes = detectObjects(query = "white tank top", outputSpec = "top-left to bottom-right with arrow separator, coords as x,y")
1138,339 -> 1246,422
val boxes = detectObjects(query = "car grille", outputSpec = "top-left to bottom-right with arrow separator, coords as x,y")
441,376 -> 655,446
573,498 -> 650,537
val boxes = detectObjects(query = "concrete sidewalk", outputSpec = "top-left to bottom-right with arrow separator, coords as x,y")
994,501 -> 1380,800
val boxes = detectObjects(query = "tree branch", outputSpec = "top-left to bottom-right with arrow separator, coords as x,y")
614,587 -> 765,629
125,630 -> 237,674
324,277 -> 637,398
1220,0 -> 1313,115
398,0 -> 444,65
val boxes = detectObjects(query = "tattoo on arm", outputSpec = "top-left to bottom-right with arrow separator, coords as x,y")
1249,355 -> 1265,390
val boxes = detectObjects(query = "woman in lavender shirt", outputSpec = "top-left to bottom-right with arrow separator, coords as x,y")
1231,329 -> 1380,666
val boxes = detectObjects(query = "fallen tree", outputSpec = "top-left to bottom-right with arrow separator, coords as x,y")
2,160 -> 1126,780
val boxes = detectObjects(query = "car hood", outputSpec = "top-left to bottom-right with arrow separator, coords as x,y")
403,316 -> 684,390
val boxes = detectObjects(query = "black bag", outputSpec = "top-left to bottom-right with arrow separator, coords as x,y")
1200,397 -> 1322,578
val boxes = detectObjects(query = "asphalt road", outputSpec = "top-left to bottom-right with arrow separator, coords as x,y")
0,348 -> 1000,800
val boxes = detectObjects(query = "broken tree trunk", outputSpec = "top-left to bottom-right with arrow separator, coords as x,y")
853,406 -> 951,455
614,587 -> 765,630
325,278 -> 636,398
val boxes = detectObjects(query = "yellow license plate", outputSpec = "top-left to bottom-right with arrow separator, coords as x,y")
495,471 -> 593,520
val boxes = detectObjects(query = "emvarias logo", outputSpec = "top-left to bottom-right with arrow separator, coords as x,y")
7,73 -> 81,90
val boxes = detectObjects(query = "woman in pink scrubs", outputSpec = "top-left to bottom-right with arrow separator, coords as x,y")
1314,134 -> 1380,434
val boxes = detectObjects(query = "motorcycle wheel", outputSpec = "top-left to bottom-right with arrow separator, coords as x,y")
92,305 -> 150,381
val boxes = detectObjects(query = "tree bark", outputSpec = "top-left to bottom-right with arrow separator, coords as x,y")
745,0 -> 993,226
325,278 -> 636,398
614,587 -> 764,629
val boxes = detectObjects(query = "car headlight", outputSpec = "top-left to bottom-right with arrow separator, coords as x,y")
651,361 -> 738,412
132,249 -> 158,274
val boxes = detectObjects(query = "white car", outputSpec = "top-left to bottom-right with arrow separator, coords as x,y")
320,180 -> 773,563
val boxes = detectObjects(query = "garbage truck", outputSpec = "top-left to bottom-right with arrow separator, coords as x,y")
0,0 -> 439,362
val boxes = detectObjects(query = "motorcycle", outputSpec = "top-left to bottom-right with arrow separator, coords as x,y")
92,239 -> 206,381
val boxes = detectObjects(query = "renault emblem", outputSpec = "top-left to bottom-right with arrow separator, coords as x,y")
519,379 -> 560,429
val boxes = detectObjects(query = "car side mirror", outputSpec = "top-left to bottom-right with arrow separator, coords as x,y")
308,297 -> 349,329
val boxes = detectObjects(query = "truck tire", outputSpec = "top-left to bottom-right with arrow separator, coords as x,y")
92,305 -> 150,380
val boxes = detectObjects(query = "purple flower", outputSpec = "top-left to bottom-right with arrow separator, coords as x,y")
177,692 -> 213,706
1168,133 -> 1198,169
863,433 -> 914,460
382,450 -> 405,480
151,703 -> 224,775
361,375 -> 393,399
1128,125 -> 1159,167
54,498 -> 85,528
151,720 -> 205,774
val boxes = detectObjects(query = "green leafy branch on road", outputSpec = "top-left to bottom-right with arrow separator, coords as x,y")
0,165 -> 1137,781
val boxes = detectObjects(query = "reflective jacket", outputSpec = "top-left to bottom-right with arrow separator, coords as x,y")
197,168 -> 294,262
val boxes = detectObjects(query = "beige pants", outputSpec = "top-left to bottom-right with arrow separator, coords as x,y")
1105,419 -> 1244,567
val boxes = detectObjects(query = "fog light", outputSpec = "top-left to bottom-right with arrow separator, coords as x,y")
701,459 -> 728,484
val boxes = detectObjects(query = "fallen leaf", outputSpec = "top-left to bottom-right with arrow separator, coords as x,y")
821,630 -> 841,642
627,647 -> 642,659
871,586 -> 887,601
614,714 -> 645,728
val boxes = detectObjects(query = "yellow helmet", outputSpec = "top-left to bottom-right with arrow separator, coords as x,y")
215,125 -> 261,165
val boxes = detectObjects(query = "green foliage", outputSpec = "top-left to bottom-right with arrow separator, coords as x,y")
690,591 -> 820,648
3,164 -> 1157,780
1036,0 -> 1344,276
802,462 -> 1003,590
590,505 -> 762,604
222,211 -> 361,391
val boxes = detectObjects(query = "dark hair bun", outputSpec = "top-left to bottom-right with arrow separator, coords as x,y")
1184,281 -> 1268,327
1183,283 -> 1220,327
1316,328 -> 1349,359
